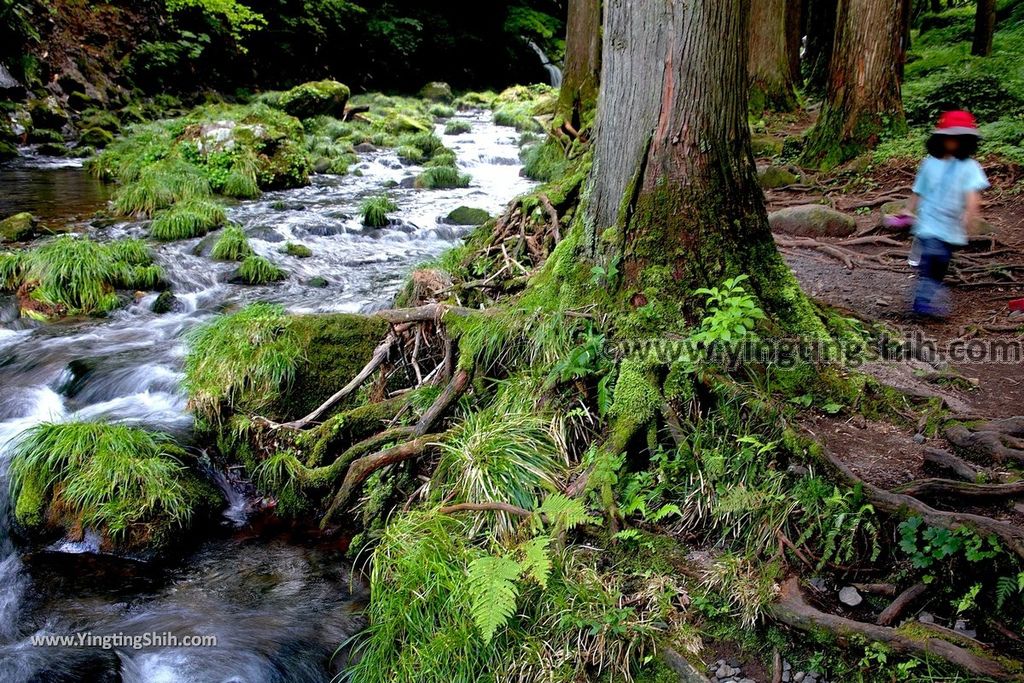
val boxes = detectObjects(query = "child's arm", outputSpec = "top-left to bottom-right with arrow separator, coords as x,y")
963,190 -> 982,234
905,193 -> 919,216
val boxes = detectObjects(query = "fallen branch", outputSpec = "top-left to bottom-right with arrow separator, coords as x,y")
876,582 -> 928,626
772,578 -> 1011,679
438,502 -> 533,518
375,304 -> 478,325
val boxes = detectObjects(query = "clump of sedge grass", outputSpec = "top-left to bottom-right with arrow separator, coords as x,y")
415,165 -> 471,190
150,198 -> 227,241
111,159 -> 212,218
360,195 -> 398,228
183,302 -> 301,420
9,421 -> 200,539
445,120 -> 473,136
237,255 -> 286,285
210,225 -> 253,261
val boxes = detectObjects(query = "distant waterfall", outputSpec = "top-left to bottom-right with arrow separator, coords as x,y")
526,40 -> 563,88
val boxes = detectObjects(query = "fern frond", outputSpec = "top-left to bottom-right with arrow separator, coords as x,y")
466,554 -> 521,643
518,536 -> 551,588
539,493 -> 596,533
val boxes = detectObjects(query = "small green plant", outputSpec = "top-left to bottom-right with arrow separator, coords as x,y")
415,165 -> 471,189
149,198 -> 226,240
210,225 -> 253,261
898,516 -> 1001,580
360,195 -> 398,228
237,255 -> 286,284
691,275 -> 765,347
445,120 -> 473,136
280,242 -> 312,258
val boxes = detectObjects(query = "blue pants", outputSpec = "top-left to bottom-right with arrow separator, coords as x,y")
913,238 -> 953,317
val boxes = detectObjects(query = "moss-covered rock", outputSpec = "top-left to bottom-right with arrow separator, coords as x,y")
79,127 -> 114,148
420,81 -> 454,103
0,212 -> 38,243
751,135 -> 784,157
446,206 -> 491,226
757,164 -> 800,189
276,80 -> 351,120
28,96 -> 69,130
768,205 -> 857,238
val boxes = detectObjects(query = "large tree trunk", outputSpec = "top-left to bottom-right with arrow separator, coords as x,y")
800,0 -> 908,169
557,0 -> 602,129
586,0 -> 817,331
786,0 -> 804,85
972,0 -> 997,57
803,0 -> 837,95
750,0 -> 799,112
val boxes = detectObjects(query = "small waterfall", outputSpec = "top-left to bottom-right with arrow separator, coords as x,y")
527,40 -> 563,88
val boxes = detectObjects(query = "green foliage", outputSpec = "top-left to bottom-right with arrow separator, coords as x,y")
210,224 -> 253,261
8,236 -> 163,316
280,242 -> 312,258
444,120 -> 472,136
467,553 -> 524,643
898,516 -> 1000,577
166,0 -> 267,43
112,159 -> 212,217
237,255 -> 286,284
415,165 -> 471,189
9,421 -> 207,543
792,480 -> 880,570
522,140 -> 569,182
691,275 -> 765,347
149,198 -> 227,240
183,303 -> 302,420
360,194 -> 398,227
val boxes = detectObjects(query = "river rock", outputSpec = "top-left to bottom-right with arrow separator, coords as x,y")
150,291 -> 180,315
0,212 -> 38,242
758,164 -> 801,189
751,135 -> 783,157
306,276 -> 330,288
420,81 -> 454,103
246,226 -> 285,243
79,127 -> 114,148
0,61 -> 22,94
838,586 -> 863,607
354,142 -> 376,154
445,206 -> 491,226
29,95 -> 69,130
769,205 -> 857,238
277,80 -> 350,119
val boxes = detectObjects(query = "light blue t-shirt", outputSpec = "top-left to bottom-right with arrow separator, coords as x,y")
912,156 -> 989,246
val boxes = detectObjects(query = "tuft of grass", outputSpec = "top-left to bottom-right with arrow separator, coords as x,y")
522,141 -> 569,182
237,255 -> 286,284
0,251 -> 24,290
280,242 -> 312,258
11,236 -> 163,315
415,166 -> 471,190
183,303 -> 302,420
210,225 -> 253,261
360,195 -> 398,228
150,198 -> 227,241
111,159 -> 212,218
9,421 -> 202,541
430,104 -> 456,119
396,145 -> 425,165
444,120 -> 473,136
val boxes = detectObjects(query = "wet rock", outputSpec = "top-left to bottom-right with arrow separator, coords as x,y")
398,176 -> 417,189
36,142 -> 70,157
29,95 -> 70,130
276,80 -> 350,119
839,586 -> 863,606
769,205 -> 857,238
354,142 -> 376,154
954,619 -> 977,638
758,164 -> 800,189
0,211 -> 38,242
0,61 -> 23,95
306,276 -> 329,288
302,224 -> 346,237
151,291 -> 180,314
913,433 -> 926,444
751,135 -> 783,157
246,226 -> 285,243
918,611 -> 935,624
787,464 -> 809,476
445,206 -> 491,226
808,577 -> 827,592
420,81 -> 454,103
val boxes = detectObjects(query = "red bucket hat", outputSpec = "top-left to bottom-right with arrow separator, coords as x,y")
934,110 -> 980,136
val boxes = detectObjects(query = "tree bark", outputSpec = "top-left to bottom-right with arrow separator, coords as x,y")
786,0 -> 804,85
750,0 -> 799,112
557,0 -> 602,129
803,0 -> 837,95
801,0 -> 909,169
586,0 -> 819,332
972,0 -> 997,57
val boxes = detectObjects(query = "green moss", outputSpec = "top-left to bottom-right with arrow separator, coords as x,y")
275,80 -> 351,119
446,206 -> 491,226
609,356 -> 662,443
0,212 -> 38,243
280,242 -> 312,258
296,397 -> 409,467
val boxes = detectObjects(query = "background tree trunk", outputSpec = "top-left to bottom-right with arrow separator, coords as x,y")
972,0 -> 997,57
557,0 -> 602,129
804,0 -> 837,95
800,0 -> 908,169
786,0 -> 804,86
586,0 -> 817,330
750,0 -> 799,112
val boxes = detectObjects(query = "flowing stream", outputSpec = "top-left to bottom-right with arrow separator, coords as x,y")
0,112 -> 535,682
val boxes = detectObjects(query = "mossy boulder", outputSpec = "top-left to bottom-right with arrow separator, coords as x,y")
268,313 -> 390,421
29,96 -> 69,130
0,140 -> 16,160
446,206 -> 491,226
420,82 -> 454,103
277,80 -> 351,120
768,205 -> 857,238
0,212 -> 38,243
751,135 -> 784,157
757,164 -> 801,189
79,127 -> 114,148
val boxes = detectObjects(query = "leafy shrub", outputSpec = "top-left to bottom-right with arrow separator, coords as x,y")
184,303 -> 301,420
415,166 -> 471,189
150,198 -> 227,240
906,72 -> 1024,125
237,255 -> 286,284
210,225 -> 253,261
360,195 -> 398,227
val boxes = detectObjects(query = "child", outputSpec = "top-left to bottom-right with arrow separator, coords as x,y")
905,110 -> 989,318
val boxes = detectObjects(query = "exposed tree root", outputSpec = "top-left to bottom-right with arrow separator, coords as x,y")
876,582 -> 928,627
772,578 -> 1012,679
894,477 -> 1024,501
815,443 -> 1024,561
438,502 -> 533,518
946,418 -> 1024,465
